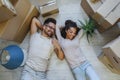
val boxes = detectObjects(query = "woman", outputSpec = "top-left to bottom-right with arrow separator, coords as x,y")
56,20 -> 100,80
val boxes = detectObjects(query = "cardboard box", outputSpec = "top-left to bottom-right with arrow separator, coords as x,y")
96,0 -> 120,18
81,0 -> 104,16
103,36 -> 120,58
40,1 -> 59,17
102,36 -> 120,71
90,0 -> 101,3
92,0 -> 120,32
14,5 -> 40,43
9,0 -> 19,6
105,3 -> 120,25
103,48 -> 120,71
38,0 -> 54,6
92,13 -> 112,32
0,0 -> 31,41
98,53 -> 120,74
0,0 -> 16,22
81,0 -> 120,32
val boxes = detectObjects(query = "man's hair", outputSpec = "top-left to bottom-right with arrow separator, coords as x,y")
43,18 -> 56,25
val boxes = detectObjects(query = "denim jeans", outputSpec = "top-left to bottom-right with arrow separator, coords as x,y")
72,61 -> 100,80
21,65 -> 47,80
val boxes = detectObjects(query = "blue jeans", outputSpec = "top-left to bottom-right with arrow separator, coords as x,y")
21,65 -> 47,80
72,61 -> 100,80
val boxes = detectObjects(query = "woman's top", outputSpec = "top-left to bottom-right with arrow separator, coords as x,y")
56,26 -> 87,69
26,32 -> 54,71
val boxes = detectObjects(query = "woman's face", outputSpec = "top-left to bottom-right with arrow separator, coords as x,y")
66,27 -> 77,40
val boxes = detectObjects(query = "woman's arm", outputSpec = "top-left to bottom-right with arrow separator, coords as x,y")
30,17 -> 43,35
74,29 -> 84,40
52,38 -> 64,60
56,25 -> 64,41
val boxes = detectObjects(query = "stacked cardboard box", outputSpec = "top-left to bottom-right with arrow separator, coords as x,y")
0,0 -> 40,43
39,0 -> 59,17
92,0 -> 120,32
99,36 -> 120,74
0,0 -> 16,22
81,0 -> 120,32
81,0 -> 103,16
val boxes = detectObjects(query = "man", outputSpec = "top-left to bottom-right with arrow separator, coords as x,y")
21,17 -> 64,80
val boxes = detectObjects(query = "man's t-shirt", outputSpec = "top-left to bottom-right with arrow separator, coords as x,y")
26,32 -> 54,71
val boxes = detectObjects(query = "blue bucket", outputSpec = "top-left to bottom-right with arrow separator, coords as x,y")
0,45 -> 24,69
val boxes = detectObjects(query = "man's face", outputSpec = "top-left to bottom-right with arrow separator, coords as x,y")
43,22 -> 56,37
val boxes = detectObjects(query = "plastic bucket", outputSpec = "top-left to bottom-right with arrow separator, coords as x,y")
0,45 -> 24,69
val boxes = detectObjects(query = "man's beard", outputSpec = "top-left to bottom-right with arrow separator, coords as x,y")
44,31 -> 54,37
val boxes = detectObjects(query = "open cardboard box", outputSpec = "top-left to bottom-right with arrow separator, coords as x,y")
14,5 -> 40,43
0,0 -> 31,40
0,0 -> 17,22
0,0 -> 39,43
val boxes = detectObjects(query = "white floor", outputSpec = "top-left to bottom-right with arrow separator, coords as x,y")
0,0 -> 120,80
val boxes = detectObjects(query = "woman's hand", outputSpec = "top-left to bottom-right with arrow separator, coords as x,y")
52,38 -> 64,60
52,38 -> 60,49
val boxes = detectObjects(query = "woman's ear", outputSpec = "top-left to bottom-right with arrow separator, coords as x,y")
65,29 -> 68,33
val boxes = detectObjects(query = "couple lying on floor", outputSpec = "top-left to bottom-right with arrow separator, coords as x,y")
21,17 -> 100,80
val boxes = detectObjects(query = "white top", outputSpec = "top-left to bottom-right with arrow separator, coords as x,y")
26,32 -> 54,71
56,26 -> 87,69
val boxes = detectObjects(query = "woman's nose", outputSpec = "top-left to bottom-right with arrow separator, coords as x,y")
72,33 -> 75,37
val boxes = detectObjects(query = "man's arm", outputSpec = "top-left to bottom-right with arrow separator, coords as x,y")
30,17 -> 43,34
52,38 -> 64,60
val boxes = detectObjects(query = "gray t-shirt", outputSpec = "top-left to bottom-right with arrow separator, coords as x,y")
56,26 -> 87,69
